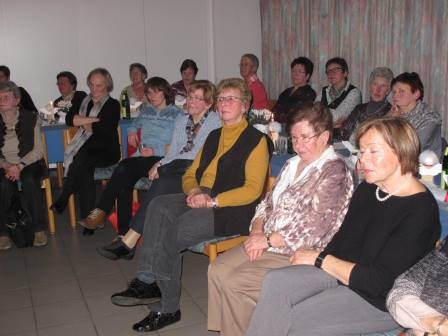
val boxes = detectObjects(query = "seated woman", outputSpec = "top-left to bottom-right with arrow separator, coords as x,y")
207,102 -> 354,336
50,68 -> 121,223
54,71 -> 87,118
387,236 -> 448,336
94,80 -> 221,259
246,117 -> 441,336
317,57 -> 362,130
240,54 -> 268,110
338,67 -> 393,142
121,63 -> 149,109
272,57 -> 317,124
109,78 -> 271,332
171,59 -> 198,99
0,81 -> 47,250
81,77 -> 183,233
389,72 -> 442,159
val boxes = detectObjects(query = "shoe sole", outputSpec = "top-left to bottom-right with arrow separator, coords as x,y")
111,296 -> 161,307
77,220 -> 104,231
96,247 -> 134,261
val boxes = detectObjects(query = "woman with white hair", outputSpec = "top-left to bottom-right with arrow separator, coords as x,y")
338,67 -> 393,141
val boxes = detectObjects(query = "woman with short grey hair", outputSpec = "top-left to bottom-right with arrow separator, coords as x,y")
338,67 -> 393,141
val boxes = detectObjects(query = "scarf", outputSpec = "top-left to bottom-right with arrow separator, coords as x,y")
180,110 -> 209,154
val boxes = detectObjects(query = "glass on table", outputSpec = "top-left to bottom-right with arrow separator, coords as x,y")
273,135 -> 288,154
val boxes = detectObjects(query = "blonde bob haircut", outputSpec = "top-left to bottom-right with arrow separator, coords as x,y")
355,116 -> 420,176
216,78 -> 252,107
188,80 -> 216,107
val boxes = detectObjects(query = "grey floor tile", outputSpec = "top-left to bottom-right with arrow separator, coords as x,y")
194,297 -> 208,316
85,293 -> 143,319
27,263 -> 75,287
78,272 -> 127,298
3,331 -> 37,336
0,307 -> 35,336
72,257 -> 121,279
34,298 -> 90,329
38,320 -> 97,336
94,309 -> 157,336
0,287 -> 32,312
159,322 -> 218,336
31,280 -> 83,306
0,272 -> 29,291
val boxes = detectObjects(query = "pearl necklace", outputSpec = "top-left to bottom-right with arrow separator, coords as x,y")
375,184 -> 406,202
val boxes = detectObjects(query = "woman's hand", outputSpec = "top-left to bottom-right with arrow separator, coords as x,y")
5,164 -> 22,181
148,162 -> 160,180
244,233 -> 267,261
187,192 -> 212,208
140,147 -> 154,157
389,104 -> 400,116
127,132 -> 139,148
290,249 -> 319,266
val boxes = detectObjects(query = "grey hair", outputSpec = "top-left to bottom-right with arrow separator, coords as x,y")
87,68 -> 114,92
369,67 -> 394,86
0,81 -> 21,100
242,53 -> 259,71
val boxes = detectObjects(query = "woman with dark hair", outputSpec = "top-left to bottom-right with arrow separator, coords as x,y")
389,72 -> 442,159
272,57 -> 317,124
121,63 -> 149,108
81,77 -> 183,234
318,57 -> 362,128
171,59 -> 198,98
247,117 -> 440,335
50,68 -> 121,222
54,71 -> 87,119
207,102 -> 354,336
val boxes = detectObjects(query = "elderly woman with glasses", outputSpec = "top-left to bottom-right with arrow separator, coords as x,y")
318,57 -> 362,130
338,67 -> 393,142
54,71 -> 87,119
207,102 -> 354,336
109,78 -> 272,332
246,117 -> 440,336
80,77 -> 183,234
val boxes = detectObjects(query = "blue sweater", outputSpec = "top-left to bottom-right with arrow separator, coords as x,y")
161,111 -> 222,165
127,104 -> 183,156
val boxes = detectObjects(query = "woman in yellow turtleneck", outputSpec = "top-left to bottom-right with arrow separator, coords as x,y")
107,78 -> 271,333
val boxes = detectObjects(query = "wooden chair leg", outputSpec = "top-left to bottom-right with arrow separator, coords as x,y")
133,189 -> 138,203
43,178 -> 56,234
205,244 -> 218,262
68,195 -> 76,229
56,162 -> 64,188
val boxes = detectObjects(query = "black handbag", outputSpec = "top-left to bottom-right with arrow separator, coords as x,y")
157,159 -> 193,177
6,192 -> 34,248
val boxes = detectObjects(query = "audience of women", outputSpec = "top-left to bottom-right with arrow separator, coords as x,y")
0,65 -> 37,112
318,57 -> 362,130
338,67 -> 393,141
171,59 -> 198,99
389,72 -> 442,159
246,117 -> 440,335
50,68 -> 121,223
208,102 -> 354,336
239,54 -> 268,110
94,80 -> 221,259
387,235 -> 448,336
109,78 -> 271,332
272,57 -> 317,124
81,77 -> 182,234
121,63 -> 149,108
0,81 -> 47,250
54,71 -> 87,118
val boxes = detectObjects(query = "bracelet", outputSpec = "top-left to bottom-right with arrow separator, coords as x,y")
314,251 -> 328,269
210,197 -> 219,209
264,231 -> 272,248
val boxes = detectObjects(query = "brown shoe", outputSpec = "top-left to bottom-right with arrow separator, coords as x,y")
83,209 -> 106,229
0,236 -> 12,250
33,231 -> 48,247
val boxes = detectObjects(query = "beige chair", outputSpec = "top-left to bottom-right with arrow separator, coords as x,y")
40,134 -> 56,233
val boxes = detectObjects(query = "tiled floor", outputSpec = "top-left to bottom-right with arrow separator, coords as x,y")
0,189 -> 217,336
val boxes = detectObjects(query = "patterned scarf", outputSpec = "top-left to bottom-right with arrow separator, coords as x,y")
180,110 -> 209,154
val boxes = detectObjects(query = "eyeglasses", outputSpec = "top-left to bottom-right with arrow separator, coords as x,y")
290,132 -> 322,144
0,94 -> 13,103
187,95 -> 205,102
217,96 -> 243,104
325,67 -> 343,75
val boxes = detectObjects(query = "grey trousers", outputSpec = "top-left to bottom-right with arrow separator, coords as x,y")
136,193 -> 216,313
246,265 -> 399,336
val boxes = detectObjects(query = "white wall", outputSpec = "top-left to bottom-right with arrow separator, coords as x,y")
0,0 -> 261,107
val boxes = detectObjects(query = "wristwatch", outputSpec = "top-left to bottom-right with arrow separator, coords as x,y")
264,231 -> 272,248
314,251 -> 328,269
210,197 -> 219,209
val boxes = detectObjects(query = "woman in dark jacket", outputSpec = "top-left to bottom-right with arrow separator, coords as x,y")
51,68 -> 120,222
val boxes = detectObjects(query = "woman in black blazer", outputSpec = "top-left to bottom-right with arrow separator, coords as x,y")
51,68 -> 120,222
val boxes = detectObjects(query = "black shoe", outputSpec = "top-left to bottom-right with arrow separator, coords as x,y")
111,278 -> 161,306
97,238 -> 135,260
49,196 -> 68,214
132,310 -> 181,332
82,228 -> 95,236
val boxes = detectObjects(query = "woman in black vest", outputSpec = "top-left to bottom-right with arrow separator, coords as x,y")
0,81 -> 47,250
108,78 -> 272,332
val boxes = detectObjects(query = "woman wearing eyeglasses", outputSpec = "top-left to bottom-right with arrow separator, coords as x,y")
207,102 -> 354,336
80,77 -> 182,234
318,57 -> 361,131
108,78 -> 272,332
95,80 -> 221,260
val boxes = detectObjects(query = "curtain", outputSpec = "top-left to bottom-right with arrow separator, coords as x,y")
260,0 -> 448,136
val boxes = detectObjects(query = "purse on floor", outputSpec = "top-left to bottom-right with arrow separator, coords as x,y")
6,191 -> 34,248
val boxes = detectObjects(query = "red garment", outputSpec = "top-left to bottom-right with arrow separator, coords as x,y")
247,75 -> 268,109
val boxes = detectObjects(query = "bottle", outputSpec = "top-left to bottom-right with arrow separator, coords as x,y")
268,113 -> 278,143
442,147 -> 448,189
120,90 -> 130,119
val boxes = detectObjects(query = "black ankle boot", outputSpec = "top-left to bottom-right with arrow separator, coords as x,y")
50,195 -> 68,214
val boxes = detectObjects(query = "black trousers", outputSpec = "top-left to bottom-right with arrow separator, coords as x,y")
0,161 -> 46,236
61,146 -> 118,218
97,156 -> 161,235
